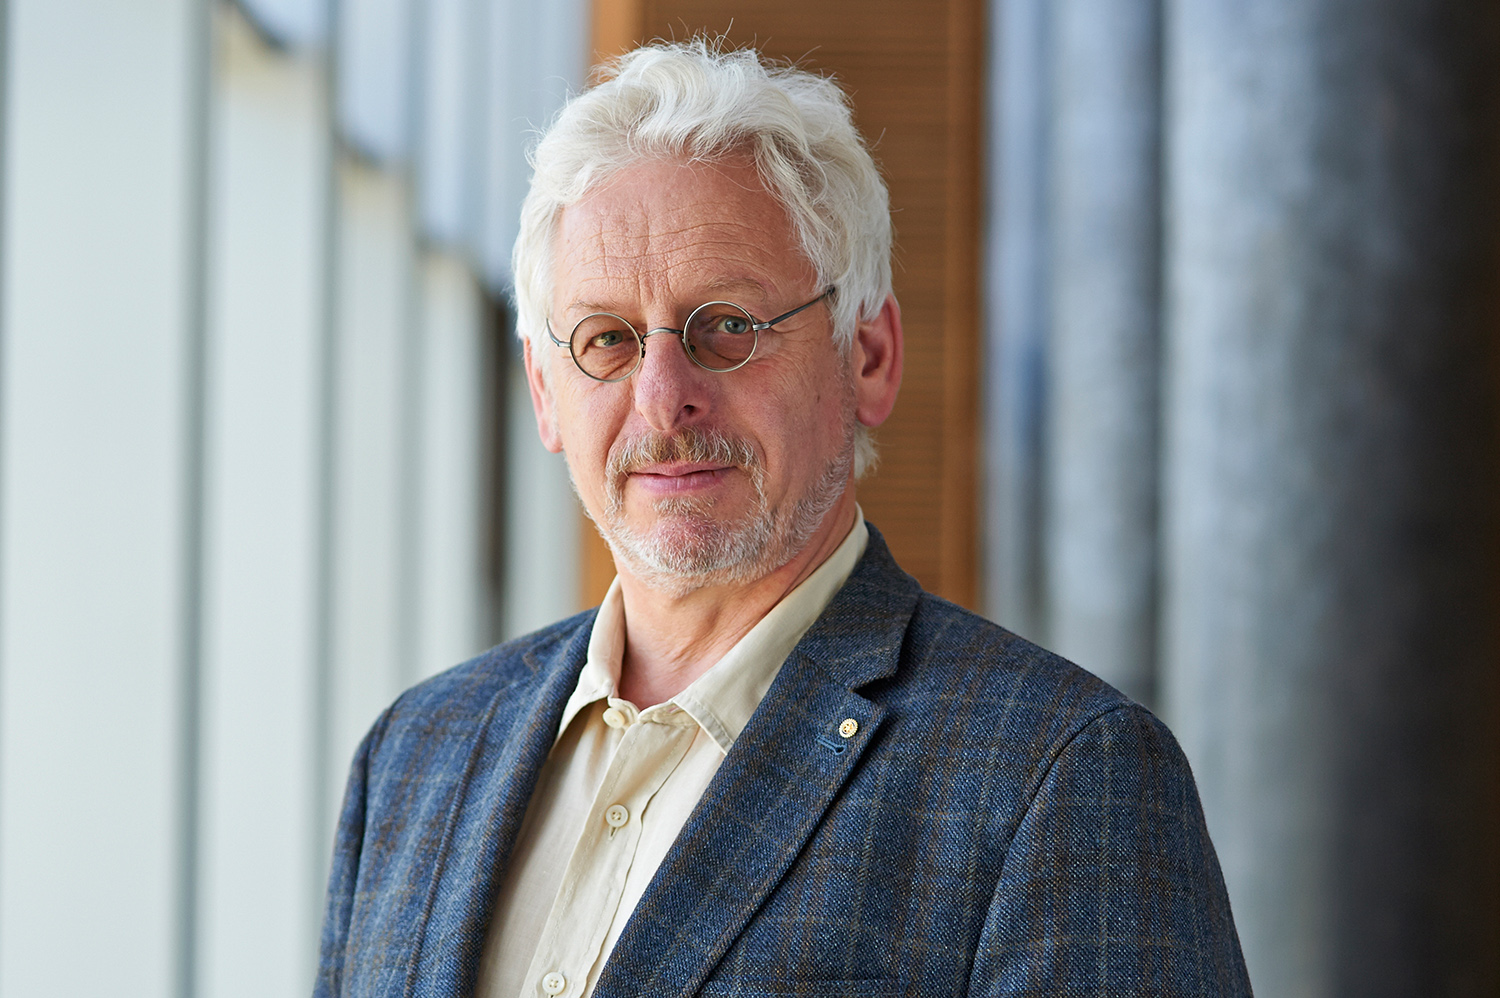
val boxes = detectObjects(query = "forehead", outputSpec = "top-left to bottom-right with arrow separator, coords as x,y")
552,158 -> 816,310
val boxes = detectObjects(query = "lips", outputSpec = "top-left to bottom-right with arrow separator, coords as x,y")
604,427 -> 763,513
634,460 -> 730,477
629,462 -> 734,495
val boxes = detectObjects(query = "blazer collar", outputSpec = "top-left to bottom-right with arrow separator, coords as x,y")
593,524 -> 923,998
407,614 -> 594,998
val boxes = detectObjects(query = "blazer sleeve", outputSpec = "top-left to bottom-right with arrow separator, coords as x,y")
968,705 -> 1253,997
313,709 -> 392,998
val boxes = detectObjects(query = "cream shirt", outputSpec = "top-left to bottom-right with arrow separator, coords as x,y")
476,514 -> 869,998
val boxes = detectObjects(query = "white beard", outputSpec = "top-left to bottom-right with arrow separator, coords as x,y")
583,417 -> 855,598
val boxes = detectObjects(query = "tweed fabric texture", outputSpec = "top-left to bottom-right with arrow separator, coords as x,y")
316,525 -> 1251,997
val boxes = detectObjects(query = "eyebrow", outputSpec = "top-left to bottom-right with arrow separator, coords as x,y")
565,278 -> 775,316
701,276 -> 773,299
566,299 -> 621,314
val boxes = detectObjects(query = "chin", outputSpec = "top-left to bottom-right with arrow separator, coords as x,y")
604,507 -> 778,597
602,468 -> 851,597
583,419 -> 858,597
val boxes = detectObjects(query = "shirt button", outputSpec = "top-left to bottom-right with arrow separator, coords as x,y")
541,971 -> 566,995
604,803 -> 629,828
602,707 -> 627,728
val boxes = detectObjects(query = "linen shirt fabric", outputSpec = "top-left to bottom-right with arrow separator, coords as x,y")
315,524 -> 1252,998
478,517 -> 869,998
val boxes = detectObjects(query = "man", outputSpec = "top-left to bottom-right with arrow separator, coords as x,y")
317,41 -> 1251,998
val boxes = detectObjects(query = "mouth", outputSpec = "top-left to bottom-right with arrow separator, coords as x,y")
603,428 -> 764,515
628,462 -> 735,495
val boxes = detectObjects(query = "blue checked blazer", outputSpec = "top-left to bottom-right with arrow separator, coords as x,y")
316,525 -> 1251,997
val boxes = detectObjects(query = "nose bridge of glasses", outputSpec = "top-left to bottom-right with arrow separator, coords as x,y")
639,325 -> 691,361
628,325 -> 699,375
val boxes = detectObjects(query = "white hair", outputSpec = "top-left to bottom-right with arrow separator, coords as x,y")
511,39 -> 893,475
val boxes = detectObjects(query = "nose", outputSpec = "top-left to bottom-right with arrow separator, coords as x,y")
631,326 -> 712,433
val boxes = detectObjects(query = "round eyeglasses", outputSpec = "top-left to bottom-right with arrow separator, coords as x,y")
546,286 -> 835,383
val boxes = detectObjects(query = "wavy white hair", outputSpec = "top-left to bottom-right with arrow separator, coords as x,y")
511,39 -> 894,475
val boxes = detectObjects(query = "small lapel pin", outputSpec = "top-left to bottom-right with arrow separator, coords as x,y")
838,718 -> 859,739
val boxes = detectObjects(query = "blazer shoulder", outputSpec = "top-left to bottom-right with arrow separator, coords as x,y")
910,589 -> 1127,696
890,590 -> 1141,770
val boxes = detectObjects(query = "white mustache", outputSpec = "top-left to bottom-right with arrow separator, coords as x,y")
604,428 -> 764,516
606,427 -> 760,479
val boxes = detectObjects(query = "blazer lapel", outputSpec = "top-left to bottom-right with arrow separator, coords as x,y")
407,617 -> 593,998
594,531 -> 922,998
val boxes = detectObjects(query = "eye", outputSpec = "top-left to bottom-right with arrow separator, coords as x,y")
713,314 -> 751,335
589,330 -> 626,348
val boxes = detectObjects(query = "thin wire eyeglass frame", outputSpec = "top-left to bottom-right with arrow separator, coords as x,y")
546,286 -> 837,382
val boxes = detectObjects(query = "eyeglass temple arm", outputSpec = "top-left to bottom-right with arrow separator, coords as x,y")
751,286 -> 837,331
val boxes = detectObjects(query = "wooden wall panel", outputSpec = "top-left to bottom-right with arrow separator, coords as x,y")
581,0 -> 983,609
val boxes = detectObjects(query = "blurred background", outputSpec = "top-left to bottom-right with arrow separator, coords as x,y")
1,0 -> 1497,995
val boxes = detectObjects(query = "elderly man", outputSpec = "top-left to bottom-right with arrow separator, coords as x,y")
316,41 -> 1251,998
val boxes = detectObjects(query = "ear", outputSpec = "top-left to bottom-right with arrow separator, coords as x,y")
523,337 -> 564,454
850,293 -> 903,428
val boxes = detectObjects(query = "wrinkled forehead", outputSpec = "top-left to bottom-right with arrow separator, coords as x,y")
551,158 -> 816,314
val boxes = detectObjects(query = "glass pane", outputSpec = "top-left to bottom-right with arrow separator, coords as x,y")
337,0 -> 414,163
238,0 -> 329,48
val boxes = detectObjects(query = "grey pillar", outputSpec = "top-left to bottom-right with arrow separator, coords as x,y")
1164,2 -> 1500,994
985,0 -> 1050,640
1043,0 -> 1161,706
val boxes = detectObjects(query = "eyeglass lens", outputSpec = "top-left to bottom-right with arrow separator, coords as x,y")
568,302 -> 758,381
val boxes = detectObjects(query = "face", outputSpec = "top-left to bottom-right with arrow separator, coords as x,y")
526,158 -> 861,594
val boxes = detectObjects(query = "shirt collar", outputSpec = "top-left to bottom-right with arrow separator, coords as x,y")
556,510 -> 869,753
555,583 -> 626,739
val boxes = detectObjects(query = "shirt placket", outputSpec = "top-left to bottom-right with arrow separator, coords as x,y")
520,704 -> 699,998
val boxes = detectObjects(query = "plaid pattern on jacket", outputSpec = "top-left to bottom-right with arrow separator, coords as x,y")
316,525 -> 1252,997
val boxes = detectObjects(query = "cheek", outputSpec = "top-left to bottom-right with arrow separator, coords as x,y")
555,383 -> 629,470
779,353 -> 852,423
746,364 -> 851,477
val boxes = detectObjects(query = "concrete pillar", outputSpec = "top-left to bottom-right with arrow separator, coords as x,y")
1163,2 -> 1500,994
985,0 -> 1049,640
1042,0 -> 1161,706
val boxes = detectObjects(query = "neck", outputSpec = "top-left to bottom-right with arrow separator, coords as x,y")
612,491 -> 858,707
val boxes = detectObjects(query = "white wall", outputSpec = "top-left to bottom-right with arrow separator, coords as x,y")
0,0 -> 206,993
197,13 -> 329,995
326,159 -> 417,824
0,2 -> 588,994
414,251 -> 487,677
